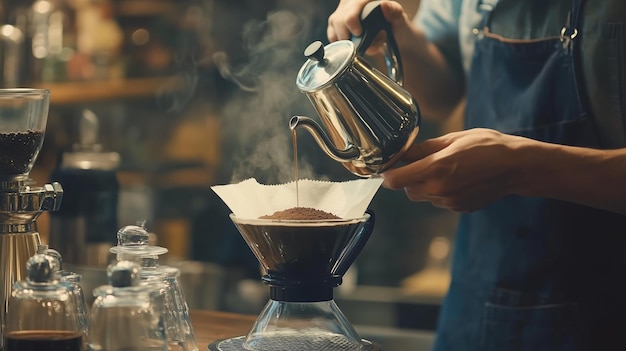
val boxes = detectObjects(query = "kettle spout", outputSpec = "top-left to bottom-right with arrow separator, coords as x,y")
289,116 -> 360,162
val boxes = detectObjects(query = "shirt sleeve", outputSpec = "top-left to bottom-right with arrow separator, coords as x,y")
413,0 -> 465,75
413,0 -> 462,42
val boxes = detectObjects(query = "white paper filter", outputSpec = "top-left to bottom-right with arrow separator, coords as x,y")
211,178 -> 383,219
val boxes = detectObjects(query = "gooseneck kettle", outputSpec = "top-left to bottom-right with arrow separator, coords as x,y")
292,1 -> 421,177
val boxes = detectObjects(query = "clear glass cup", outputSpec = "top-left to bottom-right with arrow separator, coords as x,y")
157,267 -> 195,351
0,88 -> 50,178
4,253 -> 83,351
111,223 -> 198,351
60,270 -> 89,343
87,260 -> 167,351
37,244 -> 90,342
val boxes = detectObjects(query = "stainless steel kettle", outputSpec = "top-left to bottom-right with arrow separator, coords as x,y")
291,1 -> 420,178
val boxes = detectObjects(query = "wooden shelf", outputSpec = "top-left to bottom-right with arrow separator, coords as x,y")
115,0 -> 180,17
35,76 -> 185,105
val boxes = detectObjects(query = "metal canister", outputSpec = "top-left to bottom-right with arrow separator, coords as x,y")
49,110 -> 120,266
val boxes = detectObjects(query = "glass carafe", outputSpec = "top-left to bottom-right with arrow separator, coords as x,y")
37,244 -> 89,343
87,260 -> 167,351
4,253 -> 83,351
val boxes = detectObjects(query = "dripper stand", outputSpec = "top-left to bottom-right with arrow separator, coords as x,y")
209,212 -> 381,351
0,89 -> 63,349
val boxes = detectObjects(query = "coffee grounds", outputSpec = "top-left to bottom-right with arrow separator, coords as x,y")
260,207 -> 341,220
0,130 -> 44,175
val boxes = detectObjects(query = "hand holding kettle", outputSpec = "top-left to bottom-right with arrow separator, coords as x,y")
327,0 -> 413,54
292,1 -> 421,177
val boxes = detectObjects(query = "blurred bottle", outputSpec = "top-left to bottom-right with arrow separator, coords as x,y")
0,22 -> 25,86
29,0 -> 78,82
71,0 -> 124,80
49,109 -> 120,266
0,3 -> 29,86
2,0 -> 124,84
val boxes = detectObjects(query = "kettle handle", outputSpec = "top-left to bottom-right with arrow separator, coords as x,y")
353,1 -> 404,86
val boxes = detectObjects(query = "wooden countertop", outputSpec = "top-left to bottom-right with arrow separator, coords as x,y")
190,310 -> 256,347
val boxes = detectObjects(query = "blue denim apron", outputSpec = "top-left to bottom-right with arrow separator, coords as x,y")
433,0 -> 626,350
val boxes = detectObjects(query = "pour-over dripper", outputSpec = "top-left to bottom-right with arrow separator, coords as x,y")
0,89 -> 50,179
210,178 -> 383,350
232,214 -> 374,300
210,213 -> 379,351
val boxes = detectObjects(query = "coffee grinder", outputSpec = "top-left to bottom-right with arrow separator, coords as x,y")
0,89 -> 63,349
209,212 -> 381,351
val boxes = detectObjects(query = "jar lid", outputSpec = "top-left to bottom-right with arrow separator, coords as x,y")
26,253 -> 60,283
296,40 -> 355,93
92,260 -> 158,301
107,260 -> 141,288
110,223 -> 168,258
37,244 -> 63,269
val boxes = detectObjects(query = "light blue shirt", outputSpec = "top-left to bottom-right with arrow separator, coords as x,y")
413,0 -> 498,74
412,0 -> 626,147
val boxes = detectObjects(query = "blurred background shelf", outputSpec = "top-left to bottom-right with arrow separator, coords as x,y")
35,76 -> 184,105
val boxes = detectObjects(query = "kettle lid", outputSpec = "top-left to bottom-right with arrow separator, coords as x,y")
296,40 -> 355,92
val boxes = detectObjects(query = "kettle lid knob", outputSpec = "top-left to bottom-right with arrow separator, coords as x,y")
304,41 -> 326,64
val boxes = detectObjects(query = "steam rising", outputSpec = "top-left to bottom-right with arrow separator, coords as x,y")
156,58 -> 199,112
155,3 -> 337,184
212,52 -> 255,93
216,9 -> 326,184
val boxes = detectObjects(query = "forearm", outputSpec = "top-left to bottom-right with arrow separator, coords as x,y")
389,13 -> 465,121
513,139 -> 626,214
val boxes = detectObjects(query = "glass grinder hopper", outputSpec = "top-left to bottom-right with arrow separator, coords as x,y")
209,212 -> 381,351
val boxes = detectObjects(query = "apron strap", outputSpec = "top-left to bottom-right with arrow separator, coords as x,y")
477,0 -> 498,13
562,0 -> 585,40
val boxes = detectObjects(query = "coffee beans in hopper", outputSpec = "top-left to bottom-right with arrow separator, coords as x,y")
0,130 -> 44,175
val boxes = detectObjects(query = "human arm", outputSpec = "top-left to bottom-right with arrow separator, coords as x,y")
381,128 -> 626,215
327,0 -> 465,121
